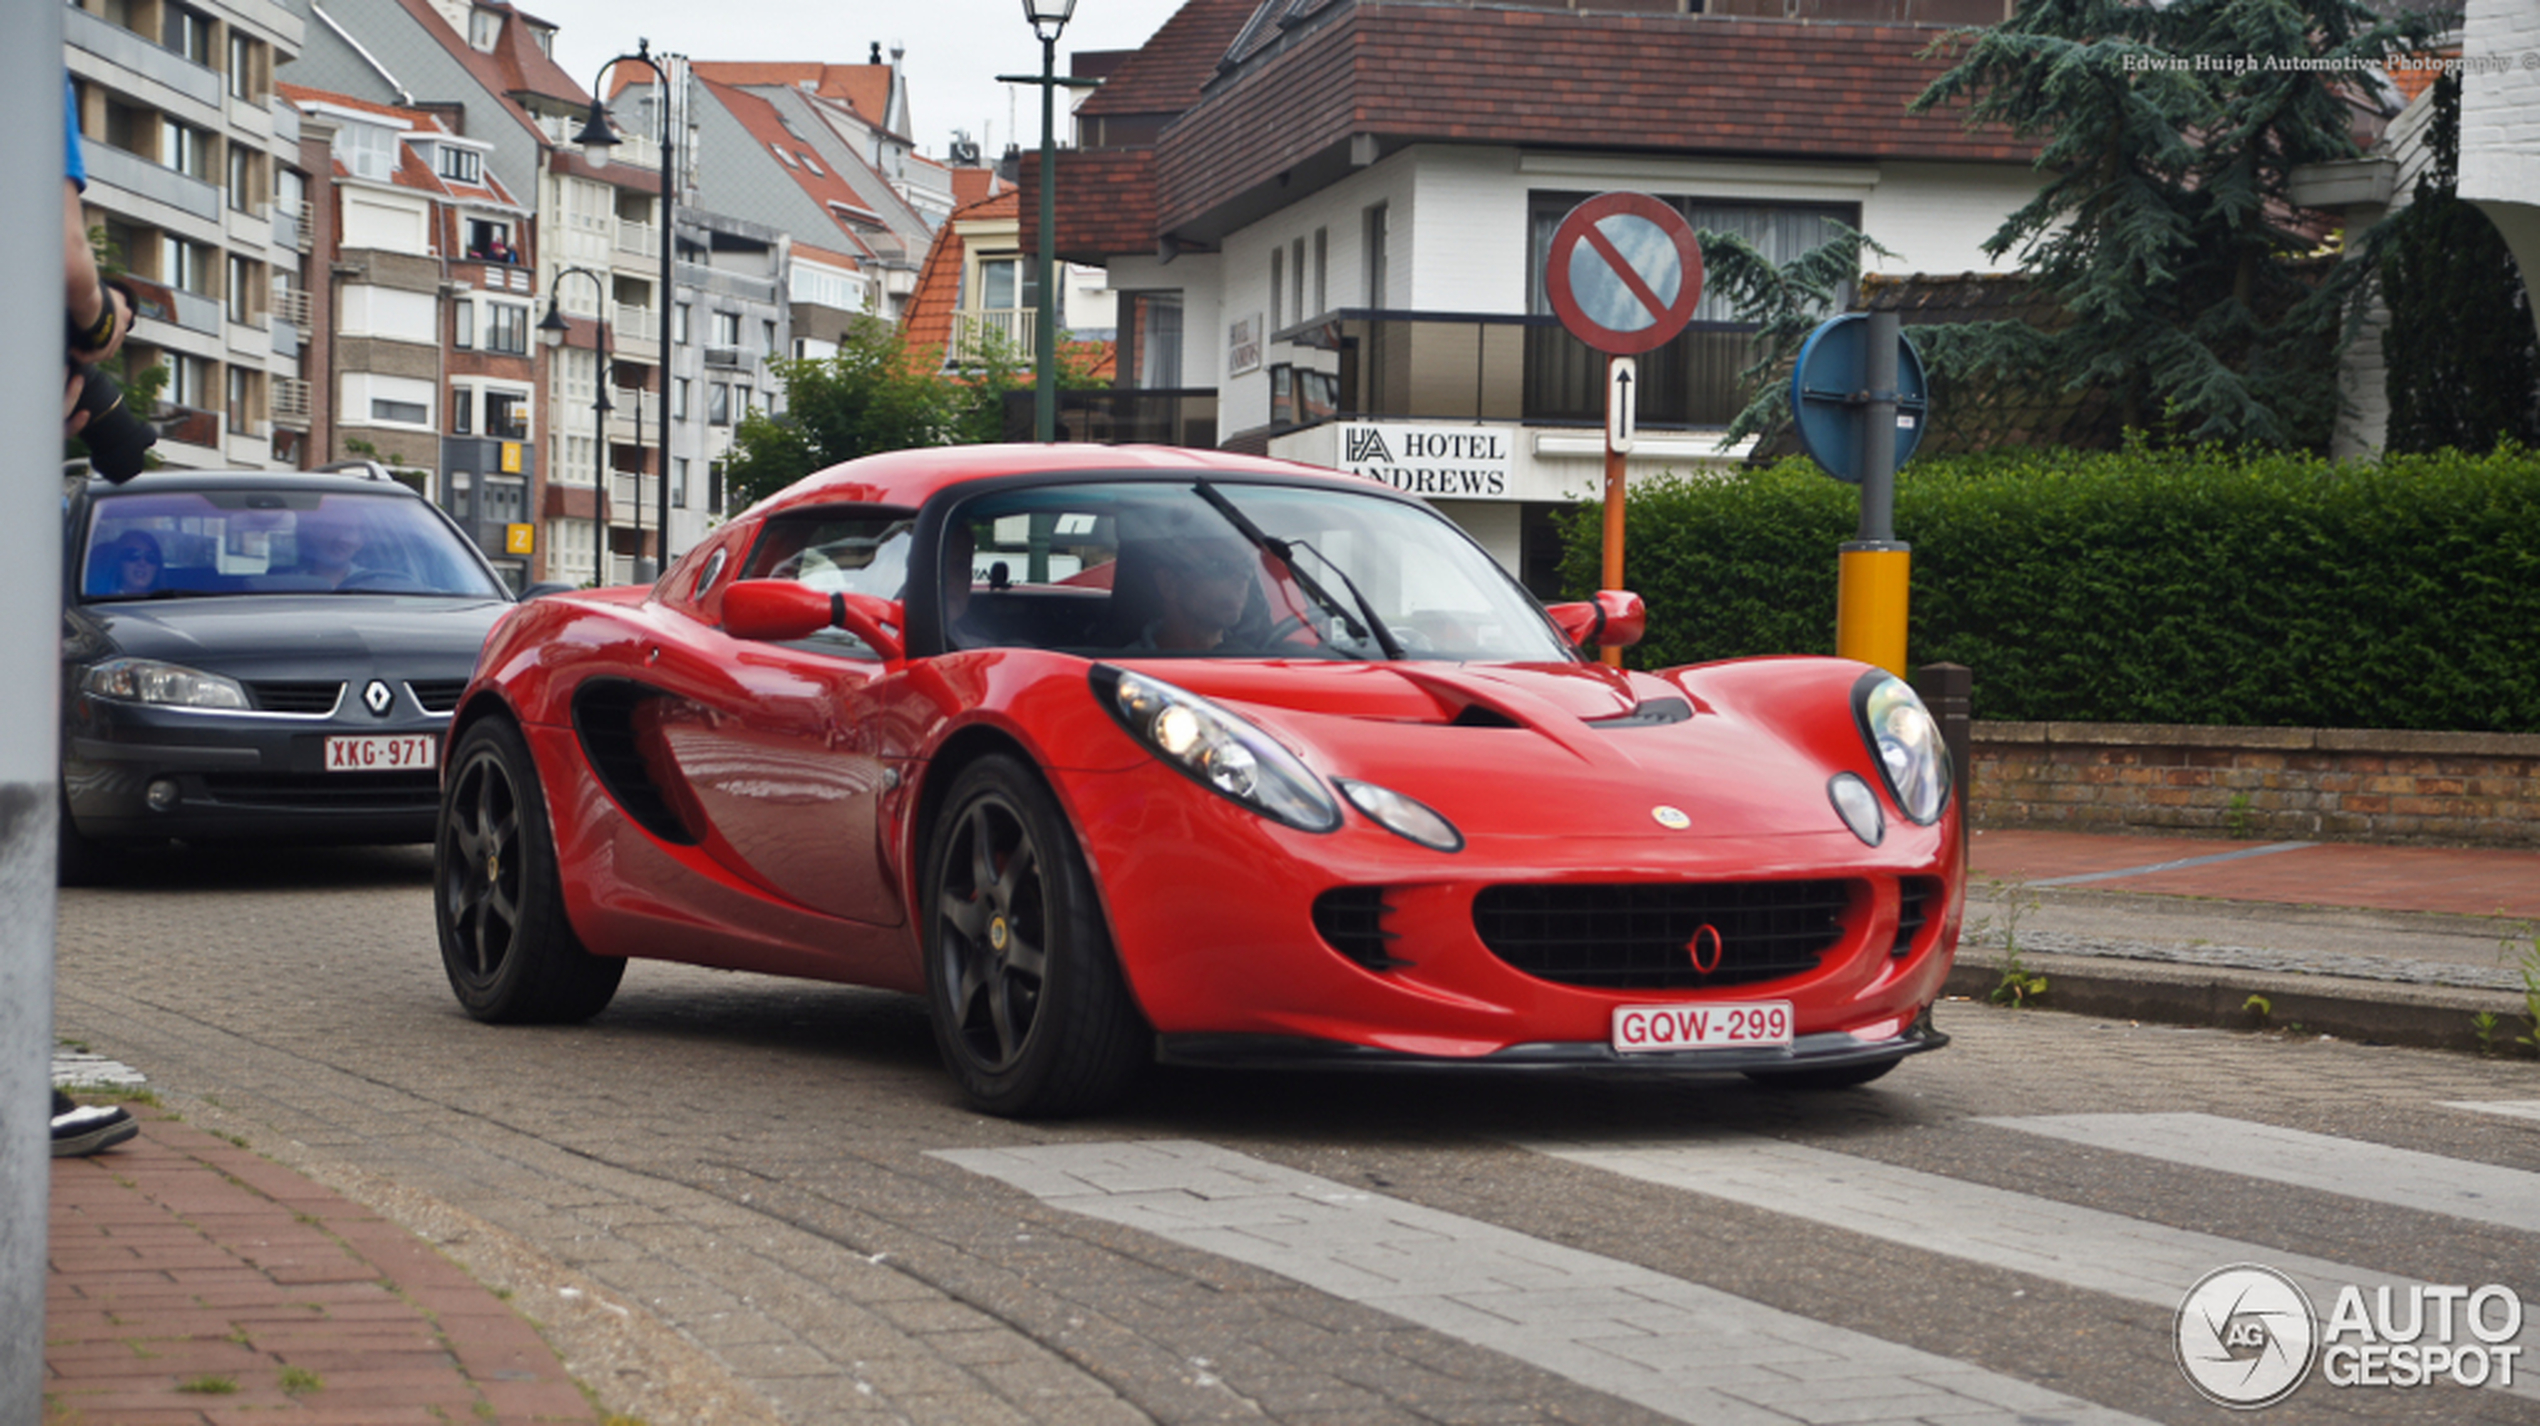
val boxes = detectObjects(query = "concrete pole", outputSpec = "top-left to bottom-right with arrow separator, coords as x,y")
3,9 -> 69,1419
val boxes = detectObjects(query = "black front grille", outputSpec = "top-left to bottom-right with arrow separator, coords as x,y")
1473,880 -> 1855,989
250,681 -> 343,715
200,771 -> 440,811
1313,887 -> 1408,971
1893,877 -> 1939,957
406,679 -> 468,714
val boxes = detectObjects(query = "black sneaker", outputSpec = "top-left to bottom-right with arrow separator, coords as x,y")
51,1091 -> 138,1158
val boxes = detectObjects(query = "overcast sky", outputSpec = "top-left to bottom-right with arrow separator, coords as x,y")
527,0 -> 1194,162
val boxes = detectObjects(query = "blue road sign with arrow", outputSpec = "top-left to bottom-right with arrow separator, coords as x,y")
1791,313 -> 1929,485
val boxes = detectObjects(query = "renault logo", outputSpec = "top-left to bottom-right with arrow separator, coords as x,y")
363,680 -> 395,717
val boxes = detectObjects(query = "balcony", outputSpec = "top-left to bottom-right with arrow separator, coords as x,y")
81,143 -> 221,224
614,305 -> 661,342
274,201 -> 312,254
950,308 -> 1034,366
539,114 -> 665,173
273,288 -> 312,330
616,222 -> 660,259
271,377 -> 310,429
67,6 -> 220,109
702,345 -> 756,372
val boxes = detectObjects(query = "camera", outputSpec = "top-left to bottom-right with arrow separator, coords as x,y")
68,361 -> 156,482
67,277 -> 156,483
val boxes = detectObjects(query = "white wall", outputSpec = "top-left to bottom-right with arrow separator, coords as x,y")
341,190 -> 428,253
2460,0 -> 2540,353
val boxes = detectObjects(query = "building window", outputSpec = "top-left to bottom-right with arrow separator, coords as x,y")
227,31 -> 259,101
372,397 -> 428,425
337,122 -> 396,183
713,310 -> 740,346
1119,292 -> 1183,390
673,302 -> 691,344
485,391 -> 528,440
454,302 -> 474,348
163,122 -> 212,181
451,386 -> 473,434
1523,191 -> 1857,427
673,378 -> 690,420
707,383 -> 731,426
163,3 -> 213,64
1290,237 -> 1306,324
484,303 -> 529,355
439,147 -> 482,184
226,366 -> 253,432
468,8 -> 501,51
762,319 -> 778,355
1364,204 -> 1388,308
1269,247 -> 1284,332
163,236 -> 211,295
465,220 -> 515,262
226,254 -> 258,325
226,144 -> 257,213
673,456 -> 689,508
1312,228 -> 1328,319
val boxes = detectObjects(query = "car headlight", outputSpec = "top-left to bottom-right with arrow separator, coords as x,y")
1093,666 -> 1340,832
1854,672 -> 1949,825
1337,778 -> 1463,852
81,658 -> 250,711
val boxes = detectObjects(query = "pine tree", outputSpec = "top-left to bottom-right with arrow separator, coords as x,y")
2377,74 -> 2540,454
1910,0 -> 2439,449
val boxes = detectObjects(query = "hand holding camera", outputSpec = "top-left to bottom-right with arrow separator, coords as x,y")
66,278 -> 154,482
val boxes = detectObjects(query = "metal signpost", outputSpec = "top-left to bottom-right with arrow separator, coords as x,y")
1790,310 -> 1929,677
1542,192 -> 1702,665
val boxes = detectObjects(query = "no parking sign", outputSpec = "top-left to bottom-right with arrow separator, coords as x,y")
1544,192 -> 1704,356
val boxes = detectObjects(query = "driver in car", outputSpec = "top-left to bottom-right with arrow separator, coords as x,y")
1137,537 -> 1257,652
288,511 -> 367,588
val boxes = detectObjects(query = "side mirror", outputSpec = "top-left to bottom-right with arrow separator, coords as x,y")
721,579 -> 906,662
1545,590 -> 1646,650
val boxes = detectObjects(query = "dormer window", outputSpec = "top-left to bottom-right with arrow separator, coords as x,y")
800,153 -> 824,176
468,9 -> 500,51
438,146 -> 481,184
336,121 -> 396,182
772,144 -> 798,168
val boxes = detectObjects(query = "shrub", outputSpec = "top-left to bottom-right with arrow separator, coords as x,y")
1556,444 -> 2540,732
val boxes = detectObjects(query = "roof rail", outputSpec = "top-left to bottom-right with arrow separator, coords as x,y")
314,459 -> 397,482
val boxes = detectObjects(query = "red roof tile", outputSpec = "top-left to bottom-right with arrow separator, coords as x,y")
901,190 -> 1019,360
700,78 -> 907,257
618,61 -> 900,136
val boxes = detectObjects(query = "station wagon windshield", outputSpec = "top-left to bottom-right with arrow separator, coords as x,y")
80,491 -> 506,601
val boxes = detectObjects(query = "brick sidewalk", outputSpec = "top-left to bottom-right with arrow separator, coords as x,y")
1969,828 -> 2540,920
47,1105 -> 596,1425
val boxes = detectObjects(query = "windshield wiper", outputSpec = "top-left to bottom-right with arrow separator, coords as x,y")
1192,480 -> 1404,661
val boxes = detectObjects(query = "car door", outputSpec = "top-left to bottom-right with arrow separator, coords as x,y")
646,512 -> 912,927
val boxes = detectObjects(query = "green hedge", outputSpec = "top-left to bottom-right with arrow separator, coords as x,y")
1554,445 -> 2540,732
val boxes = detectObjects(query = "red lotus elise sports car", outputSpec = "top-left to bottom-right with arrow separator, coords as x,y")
433,444 -> 1963,1115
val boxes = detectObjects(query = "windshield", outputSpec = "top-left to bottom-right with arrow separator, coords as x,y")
938,479 -> 1575,663
80,490 -> 507,601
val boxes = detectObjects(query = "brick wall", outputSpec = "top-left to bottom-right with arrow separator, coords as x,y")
1969,723 -> 2540,848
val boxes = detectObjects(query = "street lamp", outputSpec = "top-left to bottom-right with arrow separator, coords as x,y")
1003,0 -> 1093,443
539,265 -> 610,586
579,39 -> 677,579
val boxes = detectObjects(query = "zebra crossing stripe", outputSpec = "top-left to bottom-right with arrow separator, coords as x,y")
1517,1131 -> 2540,1403
935,1139 -> 2153,1426
1980,1112 -> 2540,1235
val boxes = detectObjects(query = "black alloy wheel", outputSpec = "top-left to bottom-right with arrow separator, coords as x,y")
924,755 -> 1144,1116
434,717 -> 623,1023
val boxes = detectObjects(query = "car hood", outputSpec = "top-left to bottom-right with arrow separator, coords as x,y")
1107,658 -> 1867,843
71,595 -> 512,681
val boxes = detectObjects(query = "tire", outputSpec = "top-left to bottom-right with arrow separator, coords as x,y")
434,716 -> 624,1023
55,785 -> 118,888
922,755 -> 1146,1116
1743,1057 -> 1901,1091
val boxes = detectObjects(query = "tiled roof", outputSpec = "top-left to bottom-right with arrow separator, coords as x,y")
385,0 -> 585,145
951,167 -> 1007,208
701,78 -> 904,259
1078,0 -> 1261,123
1020,148 -> 1157,265
1149,8 -> 2037,236
479,2 -> 588,109
279,82 -> 522,210
901,191 -> 1017,361
620,62 -> 901,136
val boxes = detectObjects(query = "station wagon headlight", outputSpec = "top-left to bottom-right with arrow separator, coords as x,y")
81,658 -> 250,711
1093,666 -> 1340,832
1855,672 -> 1949,825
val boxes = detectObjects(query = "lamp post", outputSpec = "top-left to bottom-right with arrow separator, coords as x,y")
538,266 -> 610,586
1002,0 -> 1098,443
577,40 -> 676,578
